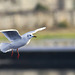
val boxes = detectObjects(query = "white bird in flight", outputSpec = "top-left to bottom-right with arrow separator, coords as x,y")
0,27 -> 46,59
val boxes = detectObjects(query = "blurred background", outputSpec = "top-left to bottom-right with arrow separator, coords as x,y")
0,0 -> 75,75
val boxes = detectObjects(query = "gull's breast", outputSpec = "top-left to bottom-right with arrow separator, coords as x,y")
11,39 -> 28,49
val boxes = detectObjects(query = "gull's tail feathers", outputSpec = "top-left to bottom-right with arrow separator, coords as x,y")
0,43 -> 12,53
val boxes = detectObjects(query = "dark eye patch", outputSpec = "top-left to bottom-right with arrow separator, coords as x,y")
27,35 -> 29,37
27,34 -> 31,37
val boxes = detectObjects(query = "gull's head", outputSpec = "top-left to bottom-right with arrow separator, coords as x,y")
27,34 -> 37,39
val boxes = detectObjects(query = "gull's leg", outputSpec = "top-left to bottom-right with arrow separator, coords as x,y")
17,48 -> 20,59
11,50 -> 13,57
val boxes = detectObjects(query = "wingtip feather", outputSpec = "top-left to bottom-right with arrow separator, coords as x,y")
42,27 -> 46,29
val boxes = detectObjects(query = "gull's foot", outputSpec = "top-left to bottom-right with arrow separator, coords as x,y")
17,54 -> 20,59
11,50 -> 13,57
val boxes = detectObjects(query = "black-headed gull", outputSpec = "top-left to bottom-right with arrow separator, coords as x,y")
0,27 -> 46,59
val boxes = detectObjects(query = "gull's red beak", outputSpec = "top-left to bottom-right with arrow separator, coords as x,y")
33,36 -> 37,38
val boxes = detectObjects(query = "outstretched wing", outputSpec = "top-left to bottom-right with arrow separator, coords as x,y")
0,29 -> 21,41
22,27 -> 46,37
27,27 -> 46,34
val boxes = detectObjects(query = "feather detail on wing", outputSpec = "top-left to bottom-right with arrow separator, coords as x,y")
0,29 -> 21,42
27,27 -> 46,34
22,27 -> 46,37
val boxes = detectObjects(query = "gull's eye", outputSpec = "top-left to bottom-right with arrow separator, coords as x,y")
27,34 -> 32,38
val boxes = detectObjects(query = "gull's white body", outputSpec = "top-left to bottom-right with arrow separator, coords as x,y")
10,37 -> 29,49
0,35 -> 30,53
0,27 -> 46,53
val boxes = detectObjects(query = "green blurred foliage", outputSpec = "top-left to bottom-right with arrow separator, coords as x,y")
58,21 -> 69,28
35,3 -> 48,11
